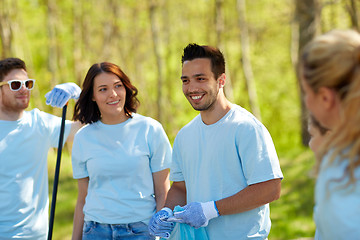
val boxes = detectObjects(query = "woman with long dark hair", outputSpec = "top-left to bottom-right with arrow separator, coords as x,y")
71,62 -> 172,240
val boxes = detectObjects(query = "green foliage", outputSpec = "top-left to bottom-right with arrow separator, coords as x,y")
1,0 -> 356,239
270,147 -> 316,239
3,0 -> 344,148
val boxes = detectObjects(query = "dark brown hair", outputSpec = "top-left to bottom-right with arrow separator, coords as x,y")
181,43 -> 225,79
0,58 -> 27,81
73,62 -> 139,124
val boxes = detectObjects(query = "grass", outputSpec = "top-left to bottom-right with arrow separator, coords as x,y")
48,147 -> 77,240
47,146 -> 317,240
269,148 -> 316,239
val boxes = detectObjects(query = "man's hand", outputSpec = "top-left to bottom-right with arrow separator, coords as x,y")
168,201 -> 219,229
148,207 -> 175,239
45,82 -> 81,108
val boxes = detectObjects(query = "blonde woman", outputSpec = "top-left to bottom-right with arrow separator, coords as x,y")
300,29 -> 360,240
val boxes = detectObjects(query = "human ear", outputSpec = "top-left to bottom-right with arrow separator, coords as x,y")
218,73 -> 226,88
318,87 -> 338,110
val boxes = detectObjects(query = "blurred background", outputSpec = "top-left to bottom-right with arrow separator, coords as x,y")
1,0 -> 359,239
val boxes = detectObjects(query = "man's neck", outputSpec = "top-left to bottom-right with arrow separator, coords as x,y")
200,98 -> 233,125
0,109 -> 24,121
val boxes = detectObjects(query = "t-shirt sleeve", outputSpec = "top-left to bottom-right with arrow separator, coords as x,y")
237,120 -> 283,185
148,121 -> 172,173
71,131 -> 89,179
169,136 -> 184,182
37,110 -> 72,148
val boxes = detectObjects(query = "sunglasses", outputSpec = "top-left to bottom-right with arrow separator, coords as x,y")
0,79 -> 35,91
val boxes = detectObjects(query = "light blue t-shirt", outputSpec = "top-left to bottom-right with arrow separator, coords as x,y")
0,109 -> 71,240
314,151 -> 360,240
170,105 -> 283,240
72,113 -> 172,224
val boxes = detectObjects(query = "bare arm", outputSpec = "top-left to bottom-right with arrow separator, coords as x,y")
216,178 -> 281,215
164,181 -> 187,210
152,169 -> 171,212
66,121 -> 84,143
72,177 -> 89,240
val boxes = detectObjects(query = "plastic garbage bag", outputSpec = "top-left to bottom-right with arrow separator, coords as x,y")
161,205 -> 209,240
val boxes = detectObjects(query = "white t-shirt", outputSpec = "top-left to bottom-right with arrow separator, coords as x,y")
0,109 -> 71,240
72,113 -> 172,224
170,105 -> 283,239
314,150 -> 360,240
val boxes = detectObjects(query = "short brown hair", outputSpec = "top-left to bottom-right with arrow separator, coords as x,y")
0,58 -> 27,81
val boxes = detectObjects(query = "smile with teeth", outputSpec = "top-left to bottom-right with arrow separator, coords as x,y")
107,100 -> 120,105
191,95 -> 203,100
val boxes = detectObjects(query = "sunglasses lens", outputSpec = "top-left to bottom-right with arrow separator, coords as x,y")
10,81 -> 21,90
25,80 -> 34,89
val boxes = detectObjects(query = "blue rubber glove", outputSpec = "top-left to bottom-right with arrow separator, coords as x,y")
168,201 -> 219,229
148,207 -> 175,239
45,82 -> 81,108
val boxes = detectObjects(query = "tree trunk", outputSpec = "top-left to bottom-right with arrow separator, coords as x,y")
149,0 -> 164,122
295,0 -> 320,146
46,0 -> 58,86
215,0 -> 234,102
236,0 -> 261,120
215,0 -> 224,47
0,0 -> 14,58
345,0 -> 360,31
161,0 -> 175,131
72,0 -> 84,85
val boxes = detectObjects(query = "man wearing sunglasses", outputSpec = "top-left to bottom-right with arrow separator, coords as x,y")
0,58 -> 82,239
0,79 -> 35,91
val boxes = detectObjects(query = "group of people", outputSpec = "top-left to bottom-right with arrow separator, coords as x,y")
0,29 -> 359,240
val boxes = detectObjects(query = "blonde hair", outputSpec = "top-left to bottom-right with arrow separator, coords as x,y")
301,29 -> 360,185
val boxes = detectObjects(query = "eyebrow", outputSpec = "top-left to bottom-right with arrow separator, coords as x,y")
181,73 -> 206,79
96,80 -> 122,88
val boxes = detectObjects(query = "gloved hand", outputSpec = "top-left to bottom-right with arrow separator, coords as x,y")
148,207 -> 175,239
168,201 -> 219,229
45,82 -> 81,108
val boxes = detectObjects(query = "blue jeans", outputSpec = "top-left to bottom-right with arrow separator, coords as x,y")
83,221 -> 155,240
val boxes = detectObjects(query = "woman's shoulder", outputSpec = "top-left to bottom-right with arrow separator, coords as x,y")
74,122 -> 99,138
131,113 -> 162,127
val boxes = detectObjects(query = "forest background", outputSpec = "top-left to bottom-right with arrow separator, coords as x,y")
1,0 -> 359,239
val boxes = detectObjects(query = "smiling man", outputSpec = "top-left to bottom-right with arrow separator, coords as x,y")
149,44 -> 283,239
0,58 -> 82,239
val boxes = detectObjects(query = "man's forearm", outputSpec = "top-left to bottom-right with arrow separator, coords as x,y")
164,181 -> 187,210
216,178 -> 281,215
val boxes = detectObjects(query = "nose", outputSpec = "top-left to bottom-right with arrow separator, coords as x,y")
109,88 -> 117,97
18,83 -> 28,92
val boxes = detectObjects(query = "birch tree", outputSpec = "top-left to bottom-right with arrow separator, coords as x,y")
0,0 -> 14,58
237,0 -> 261,120
215,0 -> 234,102
148,0 -> 165,122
